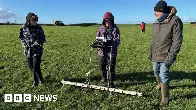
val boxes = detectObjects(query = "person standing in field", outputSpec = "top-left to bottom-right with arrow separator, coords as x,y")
148,0 -> 183,106
19,12 -> 46,87
96,11 -> 120,88
140,22 -> 145,34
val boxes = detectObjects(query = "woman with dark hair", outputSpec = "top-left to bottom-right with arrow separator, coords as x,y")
19,12 -> 46,87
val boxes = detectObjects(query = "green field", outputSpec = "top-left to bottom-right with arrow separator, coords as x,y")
0,24 -> 196,110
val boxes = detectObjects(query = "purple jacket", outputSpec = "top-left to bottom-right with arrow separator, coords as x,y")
96,24 -> 120,57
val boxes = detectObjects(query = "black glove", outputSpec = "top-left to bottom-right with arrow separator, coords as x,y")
90,39 -> 105,48
148,53 -> 152,61
165,60 -> 173,67
165,55 -> 176,67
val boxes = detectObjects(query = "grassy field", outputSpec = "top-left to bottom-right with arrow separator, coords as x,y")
0,24 -> 196,110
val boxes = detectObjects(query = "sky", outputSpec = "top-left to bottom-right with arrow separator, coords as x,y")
0,0 -> 195,24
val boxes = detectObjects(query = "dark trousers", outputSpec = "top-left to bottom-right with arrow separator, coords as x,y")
99,55 -> 116,82
27,55 -> 43,84
142,29 -> 145,33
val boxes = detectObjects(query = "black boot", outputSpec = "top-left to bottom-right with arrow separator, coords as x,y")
39,78 -> 44,86
37,72 -> 44,84
109,82 -> 115,88
99,70 -> 107,86
109,71 -> 116,88
31,82 -> 38,88
40,79 -> 44,84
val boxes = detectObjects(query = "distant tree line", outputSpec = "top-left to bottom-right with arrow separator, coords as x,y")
68,23 -> 100,26
0,22 -> 101,26
0,21 -> 194,25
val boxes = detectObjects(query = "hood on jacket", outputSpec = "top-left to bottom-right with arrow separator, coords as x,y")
166,6 -> 177,19
102,11 -> 114,26
26,12 -> 38,27
156,6 -> 177,23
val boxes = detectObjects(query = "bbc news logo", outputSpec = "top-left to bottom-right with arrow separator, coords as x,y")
4,94 -> 57,102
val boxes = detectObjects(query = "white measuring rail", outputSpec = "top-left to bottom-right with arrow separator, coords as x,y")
61,80 -> 143,96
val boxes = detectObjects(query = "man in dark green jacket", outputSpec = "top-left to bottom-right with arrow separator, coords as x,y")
149,0 -> 183,106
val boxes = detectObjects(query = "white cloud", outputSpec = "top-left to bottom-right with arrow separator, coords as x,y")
181,16 -> 195,22
0,7 -> 16,19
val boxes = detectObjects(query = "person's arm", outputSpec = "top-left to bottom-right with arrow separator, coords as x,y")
19,25 -> 27,47
112,27 -> 120,47
166,18 -> 183,66
35,25 -> 46,45
96,27 -> 101,37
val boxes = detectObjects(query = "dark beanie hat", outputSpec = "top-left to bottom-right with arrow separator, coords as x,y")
154,0 -> 168,12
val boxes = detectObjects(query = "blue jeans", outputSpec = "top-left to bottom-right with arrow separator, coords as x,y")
153,62 -> 170,84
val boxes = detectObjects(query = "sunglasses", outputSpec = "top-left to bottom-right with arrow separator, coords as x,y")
105,18 -> 112,22
30,15 -> 38,22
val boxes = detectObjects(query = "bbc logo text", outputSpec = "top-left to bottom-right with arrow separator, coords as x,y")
4,94 -> 57,102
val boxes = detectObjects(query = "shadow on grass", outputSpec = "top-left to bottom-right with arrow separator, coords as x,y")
63,75 -> 101,83
43,73 -> 62,88
169,71 -> 196,90
0,66 -> 5,69
170,71 -> 196,81
62,71 -> 196,86
60,71 -> 196,100
116,71 -> 196,88
169,84 -> 196,89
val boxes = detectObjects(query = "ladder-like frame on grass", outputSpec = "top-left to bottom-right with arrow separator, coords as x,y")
61,38 -> 143,97
61,80 -> 143,96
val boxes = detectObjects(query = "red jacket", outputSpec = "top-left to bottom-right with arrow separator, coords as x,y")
140,23 -> 145,29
